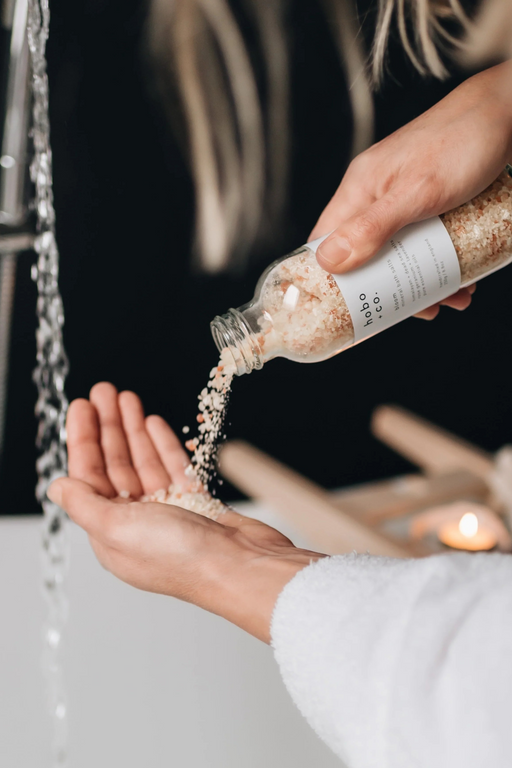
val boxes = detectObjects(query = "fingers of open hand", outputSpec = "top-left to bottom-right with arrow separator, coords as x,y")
71,382 -> 193,499
66,399 -> 116,498
89,382 -> 143,498
118,391 -> 171,495
145,414 -> 192,490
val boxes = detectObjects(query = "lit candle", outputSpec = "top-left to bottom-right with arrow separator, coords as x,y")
438,512 -> 498,551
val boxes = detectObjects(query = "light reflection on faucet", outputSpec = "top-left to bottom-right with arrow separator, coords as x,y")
0,0 -> 35,459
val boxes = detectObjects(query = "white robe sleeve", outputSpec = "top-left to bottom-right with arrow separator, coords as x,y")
270,552 -> 512,768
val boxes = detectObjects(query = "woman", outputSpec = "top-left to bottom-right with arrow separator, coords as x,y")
50,2 -> 512,765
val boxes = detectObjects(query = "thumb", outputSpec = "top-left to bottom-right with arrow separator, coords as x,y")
48,477 -> 116,538
316,195 -> 414,274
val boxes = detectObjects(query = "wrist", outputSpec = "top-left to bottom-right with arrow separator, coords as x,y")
207,546 -> 326,643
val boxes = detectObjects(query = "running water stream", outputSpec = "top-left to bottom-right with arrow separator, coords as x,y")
27,0 -> 70,764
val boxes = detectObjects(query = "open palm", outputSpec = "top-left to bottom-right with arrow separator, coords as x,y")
48,382 -> 316,642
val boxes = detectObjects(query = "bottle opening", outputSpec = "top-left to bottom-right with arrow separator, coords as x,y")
210,308 -> 264,376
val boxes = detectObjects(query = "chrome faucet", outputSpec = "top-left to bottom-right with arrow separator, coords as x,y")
0,0 -> 35,459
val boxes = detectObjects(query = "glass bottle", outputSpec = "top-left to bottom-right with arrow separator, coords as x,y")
211,168 -> 512,375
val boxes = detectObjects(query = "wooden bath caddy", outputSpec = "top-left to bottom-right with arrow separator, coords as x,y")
218,406 -> 512,557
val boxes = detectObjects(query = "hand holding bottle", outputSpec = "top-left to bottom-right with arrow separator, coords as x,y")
312,63 -> 512,319
47,383 -> 323,643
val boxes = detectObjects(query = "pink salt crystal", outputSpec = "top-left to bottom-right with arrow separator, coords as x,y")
185,353 -> 236,487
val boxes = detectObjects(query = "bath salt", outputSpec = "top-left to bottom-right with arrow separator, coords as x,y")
135,350 -> 236,517
183,347 -> 237,488
259,251 -> 353,358
115,351 -> 236,518
441,171 -> 512,284
140,466 -> 227,521
211,169 -> 512,372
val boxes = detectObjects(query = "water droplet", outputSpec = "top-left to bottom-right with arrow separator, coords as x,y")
47,628 -> 60,648
49,516 -> 61,535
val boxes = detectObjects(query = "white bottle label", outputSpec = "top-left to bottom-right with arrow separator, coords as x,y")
307,217 -> 461,344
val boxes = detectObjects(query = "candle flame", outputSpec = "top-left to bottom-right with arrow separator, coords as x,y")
459,512 -> 478,538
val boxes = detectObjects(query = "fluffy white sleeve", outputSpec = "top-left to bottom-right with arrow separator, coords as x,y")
271,552 -> 512,768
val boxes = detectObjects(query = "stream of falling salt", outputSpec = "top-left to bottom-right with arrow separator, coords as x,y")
27,1 -> 70,765
143,353 -> 236,518
185,350 -> 236,489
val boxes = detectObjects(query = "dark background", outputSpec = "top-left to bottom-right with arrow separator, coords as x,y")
1,0 -> 509,515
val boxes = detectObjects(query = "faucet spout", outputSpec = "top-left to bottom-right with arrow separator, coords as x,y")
0,0 -> 35,462
1,0 -> 33,235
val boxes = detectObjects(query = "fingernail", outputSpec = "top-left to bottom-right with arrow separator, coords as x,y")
317,236 -> 351,271
47,481 -> 62,506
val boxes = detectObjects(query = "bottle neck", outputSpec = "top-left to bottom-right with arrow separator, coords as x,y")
210,308 -> 264,376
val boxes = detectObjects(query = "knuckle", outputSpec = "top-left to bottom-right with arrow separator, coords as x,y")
348,150 -> 372,175
351,208 -> 382,242
411,172 -> 443,211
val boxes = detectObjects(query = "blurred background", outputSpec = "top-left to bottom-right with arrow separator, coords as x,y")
1,0 -> 509,515
1,2 -> 510,766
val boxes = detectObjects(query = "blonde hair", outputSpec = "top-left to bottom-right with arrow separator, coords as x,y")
149,0 -> 288,272
372,0 -> 512,83
148,0 -> 512,272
